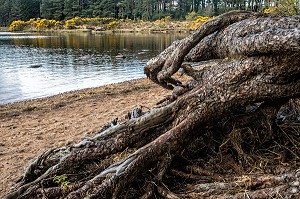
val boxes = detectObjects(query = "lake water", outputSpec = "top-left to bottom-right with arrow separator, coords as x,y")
0,31 -> 187,104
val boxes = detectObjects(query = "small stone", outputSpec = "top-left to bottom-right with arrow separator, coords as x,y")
296,170 -> 300,178
292,181 -> 299,187
290,187 -> 298,194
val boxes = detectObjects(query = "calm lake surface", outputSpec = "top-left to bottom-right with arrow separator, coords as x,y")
0,31 -> 187,104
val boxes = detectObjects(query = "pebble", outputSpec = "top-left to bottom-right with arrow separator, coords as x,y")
292,181 -> 299,187
290,187 -> 298,194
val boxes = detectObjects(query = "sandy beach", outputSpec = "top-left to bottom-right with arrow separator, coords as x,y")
0,78 -> 170,196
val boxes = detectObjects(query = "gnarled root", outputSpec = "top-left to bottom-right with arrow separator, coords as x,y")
3,11 -> 300,199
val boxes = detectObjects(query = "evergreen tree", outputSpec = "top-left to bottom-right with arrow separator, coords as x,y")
0,0 -> 12,26
63,0 -> 73,19
52,0 -> 64,20
11,0 -> 40,21
91,0 -> 116,17
1,0 -> 299,27
133,0 -> 143,19
40,0 -> 54,19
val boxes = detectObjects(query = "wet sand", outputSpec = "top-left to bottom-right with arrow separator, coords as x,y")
0,78 -> 170,196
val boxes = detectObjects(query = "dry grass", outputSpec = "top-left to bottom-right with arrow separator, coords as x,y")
166,99 -> 300,197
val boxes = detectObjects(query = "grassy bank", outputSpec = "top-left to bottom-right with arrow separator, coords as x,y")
0,27 -> 9,31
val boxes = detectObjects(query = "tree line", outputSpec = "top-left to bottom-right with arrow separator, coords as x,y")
0,0 -> 299,26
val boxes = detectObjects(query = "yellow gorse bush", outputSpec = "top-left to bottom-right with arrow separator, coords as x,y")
106,20 -> 119,30
9,20 -> 26,31
155,16 -> 171,23
264,0 -> 298,15
9,15 -> 216,32
195,16 -> 214,23
65,17 -> 117,29
9,17 -> 119,31
264,7 -> 278,14
153,16 -> 172,28
10,18 -> 61,31
35,18 -> 58,30
65,18 -> 76,29
161,16 -> 171,22
189,15 -> 215,30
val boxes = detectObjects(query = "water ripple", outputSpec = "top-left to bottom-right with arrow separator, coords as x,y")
0,31 -> 187,104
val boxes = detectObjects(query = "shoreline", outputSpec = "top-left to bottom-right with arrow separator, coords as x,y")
4,17 -> 202,33
0,77 -> 146,109
0,78 -> 170,196
1,27 -> 192,34
0,78 -> 168,118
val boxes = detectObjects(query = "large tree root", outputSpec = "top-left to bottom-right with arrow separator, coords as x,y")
3,11 -> 300,199
176,169 -> 300,198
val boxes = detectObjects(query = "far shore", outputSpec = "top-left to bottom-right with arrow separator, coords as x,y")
4,16 -> 205,33
0,27 -> 192,34
0,78 -> 171,196
0,27 -> 9,31
0,78 -> 169,119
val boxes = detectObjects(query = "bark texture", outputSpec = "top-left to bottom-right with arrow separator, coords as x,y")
3,11 -> 300,199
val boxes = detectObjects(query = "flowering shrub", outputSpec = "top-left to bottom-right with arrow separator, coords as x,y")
161,16 -> 171,22
105,20 -> 119,30
9,15 -> 215,32
188,15 -> 215,30
65,18 -> 76,29
264,0 -> 298,15
155,19 -> 166,26
35,19 -> 58,30
65,17 -> 117,29
155,16 -> 171,23
195,16 -> 213,23
153,16 -> 172,29
185,11 -> 198,21
10,18 -> 61,31
9,20 -> 26,31
264,7 -> 278,14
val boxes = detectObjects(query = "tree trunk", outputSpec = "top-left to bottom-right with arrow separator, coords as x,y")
3,11 -> 300,199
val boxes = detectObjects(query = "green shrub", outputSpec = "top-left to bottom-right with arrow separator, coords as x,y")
185,11 -> 198,21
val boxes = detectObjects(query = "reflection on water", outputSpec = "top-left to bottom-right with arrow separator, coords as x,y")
0,31 -> 187,104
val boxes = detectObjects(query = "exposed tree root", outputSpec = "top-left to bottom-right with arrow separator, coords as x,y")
3,11 -> 300,198
176,170 -> 300,198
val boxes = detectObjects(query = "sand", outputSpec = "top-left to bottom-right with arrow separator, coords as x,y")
0,78 -> 170,197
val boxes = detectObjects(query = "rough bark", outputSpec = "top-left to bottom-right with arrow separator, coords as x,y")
3,11 -> 300,199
